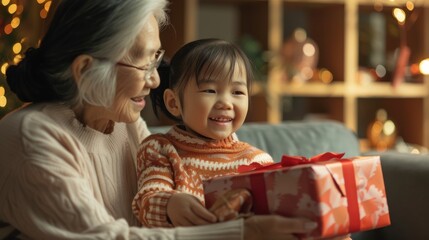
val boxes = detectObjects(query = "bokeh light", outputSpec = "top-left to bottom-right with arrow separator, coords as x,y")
294,28 -> 307,43
393,8 -> 406,24
1,0 -> 10,6
375,65 -> 387,78
419,59 -> 429,75
405,1 -> 414,11
8,3 -> 17,14
0,87 -> 6,108
0,96 -> 7,108
11,17 -> 20,29
40,9 -> 48,18
13,54 -> 22,64
303,43 -> 316,57
12,43 -> 22,54
319,68 -> 333,84
1,63 -> 8,75
4,24 -> 13,35
44,1 -> 51,11
384,120 -> 396,135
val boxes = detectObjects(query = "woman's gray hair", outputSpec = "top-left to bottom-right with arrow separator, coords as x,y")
76,0 -> 168,108
6,0 -> 168,107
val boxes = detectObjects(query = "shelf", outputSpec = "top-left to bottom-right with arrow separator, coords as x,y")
276,82 -> 345,97
274,81 -> 428,98
357,0 -> 429,7
352,82 -> 429,98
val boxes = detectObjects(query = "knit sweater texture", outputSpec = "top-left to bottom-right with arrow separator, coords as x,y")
133,125 -> 274,227
0,103 -> 244,239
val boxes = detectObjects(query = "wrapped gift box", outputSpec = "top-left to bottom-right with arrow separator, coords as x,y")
203,152 -> 391,239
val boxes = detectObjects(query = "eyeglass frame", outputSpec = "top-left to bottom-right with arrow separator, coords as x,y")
115,49 -> 165,81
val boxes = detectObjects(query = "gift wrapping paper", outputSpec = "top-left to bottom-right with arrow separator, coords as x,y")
203,153 -> 391,239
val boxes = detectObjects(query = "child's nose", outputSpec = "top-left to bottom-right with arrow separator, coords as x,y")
215,96 -> 233,109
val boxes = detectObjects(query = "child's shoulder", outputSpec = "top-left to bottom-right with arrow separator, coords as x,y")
141,132 -> 170,143
141,126 -> 180,145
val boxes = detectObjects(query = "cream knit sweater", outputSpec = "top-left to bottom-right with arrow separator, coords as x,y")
0,103 -> 243,239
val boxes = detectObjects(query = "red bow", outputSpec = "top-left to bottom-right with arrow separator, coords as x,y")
238,152 -> 345,173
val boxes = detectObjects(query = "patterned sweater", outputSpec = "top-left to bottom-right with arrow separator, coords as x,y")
132,125 -> 274,227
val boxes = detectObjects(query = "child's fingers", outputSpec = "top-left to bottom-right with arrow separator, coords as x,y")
190,202 -> 217,224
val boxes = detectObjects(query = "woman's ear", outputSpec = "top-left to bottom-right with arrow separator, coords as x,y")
71,55 -> 93,84
164,89 -> 181,117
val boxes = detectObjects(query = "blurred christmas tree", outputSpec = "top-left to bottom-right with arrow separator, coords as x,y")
0,0 -> 52,118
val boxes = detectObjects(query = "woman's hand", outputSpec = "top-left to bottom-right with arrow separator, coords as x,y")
243,215 -> 317,240
167,192 -> 217,226
244,215 -> 352,240
322,235 -> 352,240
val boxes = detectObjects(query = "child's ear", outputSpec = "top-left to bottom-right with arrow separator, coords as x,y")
164,89 -> 181,117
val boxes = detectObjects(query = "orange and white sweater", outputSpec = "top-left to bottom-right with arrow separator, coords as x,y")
132,125 -> 273,227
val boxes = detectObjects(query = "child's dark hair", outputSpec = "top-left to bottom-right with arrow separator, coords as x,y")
151,38 -> 254,122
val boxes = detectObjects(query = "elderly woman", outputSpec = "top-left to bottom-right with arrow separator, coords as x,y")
0,0 -> 351,239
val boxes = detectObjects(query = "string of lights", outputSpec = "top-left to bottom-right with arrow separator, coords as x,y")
0,0 -> 51,118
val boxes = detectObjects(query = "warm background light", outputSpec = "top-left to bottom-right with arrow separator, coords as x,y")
0,63 -> 8,75
303,43 -> 316,57
419,59 -> 429,75
11,18 -> 19,29
393,8 -> 406,24
294,28 -> 307,43
7,3 -> 16,14
0,0 -> 54,111
0,86 -> 6,107
12,43 -> 22,54
405,1 -> 414,11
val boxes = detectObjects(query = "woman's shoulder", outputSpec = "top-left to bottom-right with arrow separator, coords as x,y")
0,103 -> 71,170
0,103 -> 56,132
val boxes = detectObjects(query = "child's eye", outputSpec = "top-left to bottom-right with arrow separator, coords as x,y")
233,90 -> 247,95
201,89 -> 216,93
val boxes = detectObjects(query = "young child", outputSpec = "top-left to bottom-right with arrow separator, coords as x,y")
132,39 -> 274,228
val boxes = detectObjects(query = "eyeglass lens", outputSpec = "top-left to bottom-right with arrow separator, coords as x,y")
145,50 -> 164,80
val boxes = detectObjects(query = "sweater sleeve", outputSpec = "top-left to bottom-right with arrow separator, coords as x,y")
133,136 -> 180,227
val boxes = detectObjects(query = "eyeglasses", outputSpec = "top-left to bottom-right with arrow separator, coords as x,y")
116,49 -> 165,81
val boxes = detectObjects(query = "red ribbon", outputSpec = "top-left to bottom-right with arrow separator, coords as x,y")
281,152 -> 345,166
239,152 -> 361,232
341,159 -> 360,232
237,152 -> 345,173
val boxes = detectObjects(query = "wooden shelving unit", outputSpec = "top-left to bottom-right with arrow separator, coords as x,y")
159,0 -> 429,147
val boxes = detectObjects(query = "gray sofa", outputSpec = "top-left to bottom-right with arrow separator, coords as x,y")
149,120 -> 429,239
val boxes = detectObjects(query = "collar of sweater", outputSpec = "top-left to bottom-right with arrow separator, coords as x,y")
165,125 -> 248,152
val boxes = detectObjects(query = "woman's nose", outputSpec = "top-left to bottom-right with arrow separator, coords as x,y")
146,70 -> 160,89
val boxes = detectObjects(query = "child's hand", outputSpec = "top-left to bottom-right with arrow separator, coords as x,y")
167,192 -> 217,226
